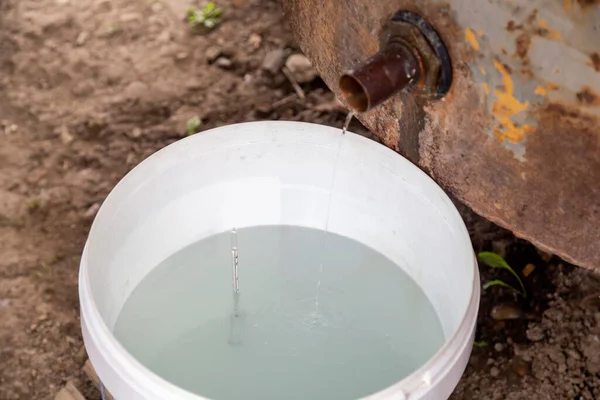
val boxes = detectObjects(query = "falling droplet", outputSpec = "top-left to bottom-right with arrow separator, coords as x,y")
342,110 -> 354,134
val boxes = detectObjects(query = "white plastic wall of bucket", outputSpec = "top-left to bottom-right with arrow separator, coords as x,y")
79,121 -> 480,400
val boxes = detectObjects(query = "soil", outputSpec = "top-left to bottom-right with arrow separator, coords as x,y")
0,0 -> 598,399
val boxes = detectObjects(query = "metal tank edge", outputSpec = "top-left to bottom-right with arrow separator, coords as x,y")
283,0 -> 600,270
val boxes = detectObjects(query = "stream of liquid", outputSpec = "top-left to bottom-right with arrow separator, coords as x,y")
113,225 -> 444,400
342,110 -> 354,134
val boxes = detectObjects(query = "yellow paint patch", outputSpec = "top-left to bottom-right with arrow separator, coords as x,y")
534,82 -> 559,96
478,66 -> 487,76
482,83 -> 490,95
476,30 -> 484,36
492,59 -> 534,143
538,20 -> 563,41
465,28 -> 480,51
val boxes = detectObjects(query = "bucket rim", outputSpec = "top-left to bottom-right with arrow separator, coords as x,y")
79,120 -> 480,399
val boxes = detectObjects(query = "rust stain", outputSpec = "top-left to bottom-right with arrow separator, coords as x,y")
526,9 -> 538,25
537,20 -> 563,41
576,87 -> 599,106
478,66 -> 487,75
492,59 -> 534,143
534,83 -> 558,96
465,28 -> 480,50
506,21 -> 523,32
578,0 -> 600,9
482,82 -> 490,95
590,53 -> 600,72
515,33 -> 531,63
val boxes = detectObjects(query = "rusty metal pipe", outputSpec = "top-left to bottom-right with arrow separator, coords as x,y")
339,42 -> 421,112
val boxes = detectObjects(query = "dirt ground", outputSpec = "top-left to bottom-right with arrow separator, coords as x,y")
0,0 -> 599,399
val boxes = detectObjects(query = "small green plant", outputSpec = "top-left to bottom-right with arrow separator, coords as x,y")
478,251 -> 527,297
473,340 -> 488,348
186,2 -> 224,30
186,116 -> 202,136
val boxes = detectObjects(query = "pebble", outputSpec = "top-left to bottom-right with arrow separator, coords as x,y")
119,12 -> 142,23
205,46 -> 222,63
526,325 -> 545,342
490,366 -> 500,377
494,343 -> 505,352
176,52 -> 189,60
262,49 -> 286,74
491,304 -> 524,320
84,203 -> 100,218
58,126 -> 74,145
511,356 -> 530,376
76,31 -> 90,46
284,53 -> 317,83
247,33 -> 262,49
151,2 -> 163,12
129,127 -> 142,138
215,57 -> 232,69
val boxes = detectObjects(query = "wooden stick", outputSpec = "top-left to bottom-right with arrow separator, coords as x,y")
82,360 -> 114,400
282,66 -> 306,100
54,381 -> 86,400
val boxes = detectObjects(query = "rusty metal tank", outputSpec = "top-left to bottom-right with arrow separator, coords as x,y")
283,0 -> 600,270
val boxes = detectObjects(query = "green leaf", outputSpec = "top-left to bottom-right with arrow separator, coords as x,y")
187,116 -> 202,136
203,2 -> 215,14
478,251 -> 510,269
473,340 -> 488,348
210,7 -> 224,18
478,251 -> 527,297
483,279 -> 525,297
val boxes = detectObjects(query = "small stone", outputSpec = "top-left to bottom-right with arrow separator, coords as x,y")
284,53 -> 317,83
151,2 -> 163,12
57,126 -> 74,144
205,46 -> 221,63
130,127 -> 142,138
247,33 -> 262,49
511,356 -> 530,376
486,358 -> 495,365
215,57 -> 232,69
123,81 -> 149,100
494,343 -> 504,352
76,31 -> 90,46
71,81 -> 94,97
176,52 -> 189,60
38,314 -> 48,321
255,103 -> 272,116
157,30 -> 171,43
526,325 -> 545,342
84,203 -> 100,218
262,49 -> 286,74
490,366 -> 500,377
126,153 -> 136,165
491,304 -> 524,320
119,12 -> 142,22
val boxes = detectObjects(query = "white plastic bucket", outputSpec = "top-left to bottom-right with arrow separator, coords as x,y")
79,121 -> 479,400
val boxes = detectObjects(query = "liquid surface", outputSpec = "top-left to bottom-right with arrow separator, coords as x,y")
113,226 -> 444,400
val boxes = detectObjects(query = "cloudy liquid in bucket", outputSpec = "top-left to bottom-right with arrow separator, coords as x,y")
113,225 -> 444,400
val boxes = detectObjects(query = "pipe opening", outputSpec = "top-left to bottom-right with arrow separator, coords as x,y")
339,74 -> 369,113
